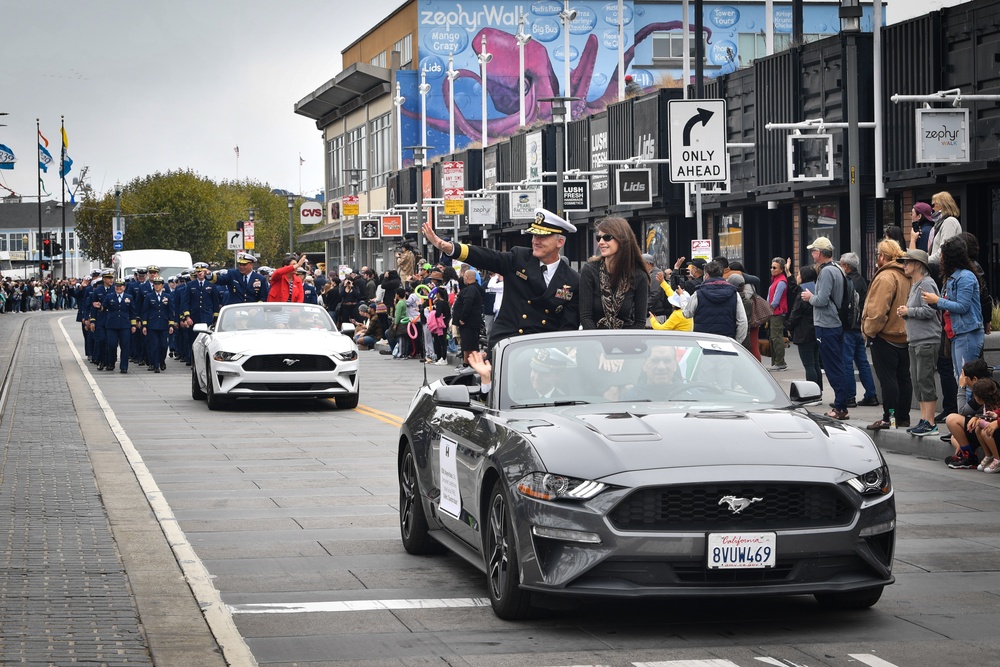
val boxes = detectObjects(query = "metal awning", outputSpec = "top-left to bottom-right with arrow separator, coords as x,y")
297,219 -> 355,244
294,63 -> 391,127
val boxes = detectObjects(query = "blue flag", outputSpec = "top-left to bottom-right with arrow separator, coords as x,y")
0,143 -> 15,170
38,144 -> 53,173
60,152 -> 73,178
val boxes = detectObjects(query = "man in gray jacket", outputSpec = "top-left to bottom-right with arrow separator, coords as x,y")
801,237 -> 854,420
897,249 -> 942,436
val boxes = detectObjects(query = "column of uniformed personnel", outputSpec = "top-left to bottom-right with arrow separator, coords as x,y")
170,271 -> 192,363
127,267 -> 151,366
75,271 -> 99,362
102,278 -> 138,373
140,276 -> 175,373
88,269 -> 116,369
178,263 -> 221,365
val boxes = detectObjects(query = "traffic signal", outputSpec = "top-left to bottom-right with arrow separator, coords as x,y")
40,261 -> 50,271
42,237 -> 52,257
52,241 -> 63,256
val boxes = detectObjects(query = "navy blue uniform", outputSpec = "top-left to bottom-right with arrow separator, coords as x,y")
180,278 -> 220,364
211,268 -> 268,304
303,282 -> 318,305
89,280 -> 114,367
103,290 -> 137,371
141,288 -> 175,371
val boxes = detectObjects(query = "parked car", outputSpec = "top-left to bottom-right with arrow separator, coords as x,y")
191,302 -> 359,410
397,330 -> 895,619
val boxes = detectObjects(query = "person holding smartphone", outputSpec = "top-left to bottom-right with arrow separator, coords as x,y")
908,202 -> 934,254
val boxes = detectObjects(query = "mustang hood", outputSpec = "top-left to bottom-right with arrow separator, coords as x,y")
517,408 -> 881,479
211,330 -> 351,354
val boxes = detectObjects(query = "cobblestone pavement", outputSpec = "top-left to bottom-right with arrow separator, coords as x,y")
0,314 -> 154,666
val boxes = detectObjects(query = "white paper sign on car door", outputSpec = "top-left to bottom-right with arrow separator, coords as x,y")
439,437 -> 461,519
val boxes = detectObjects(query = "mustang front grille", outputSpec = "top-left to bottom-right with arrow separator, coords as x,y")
235,382 -> 340,392
609,483 -> 854,531
241,354 -> 336,372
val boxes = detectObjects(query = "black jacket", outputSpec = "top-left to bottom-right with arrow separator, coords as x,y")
453,280 -> 484,329
451,244 -> 580,347
578,261 -> 650,329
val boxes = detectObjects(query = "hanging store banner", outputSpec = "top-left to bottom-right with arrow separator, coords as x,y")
633,95 -> 660,198
615,168 -> 652,207
590,114 -> 610,208
381,214 -> 403,237
561,180 -> 590,211
469,198 -> 497,225
360,219 -> 381,240
509,189 -> 540,219
442,161 -> 465,214
916,108 -> 970,163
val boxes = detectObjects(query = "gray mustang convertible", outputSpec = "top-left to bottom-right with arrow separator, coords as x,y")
397,330 -> 895,619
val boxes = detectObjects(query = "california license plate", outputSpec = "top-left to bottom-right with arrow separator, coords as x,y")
707,532 -> 776,569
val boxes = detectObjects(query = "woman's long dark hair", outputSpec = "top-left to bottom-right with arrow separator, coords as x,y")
590,217 -> 645,291
940,236 -> 980,287
799,265 -> 818,284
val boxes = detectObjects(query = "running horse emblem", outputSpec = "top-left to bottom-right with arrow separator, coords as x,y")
719,495 -> 763,514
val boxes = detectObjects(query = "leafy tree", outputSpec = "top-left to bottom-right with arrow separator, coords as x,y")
73,170 -> 323,267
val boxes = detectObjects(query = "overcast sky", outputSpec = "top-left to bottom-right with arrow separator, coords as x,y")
0,0 -> 967,202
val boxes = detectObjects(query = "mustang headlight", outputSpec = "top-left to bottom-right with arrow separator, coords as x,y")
333,350 -> 358,361
517,472 -> 606,501
213,351 -> 244,362
847,465 -> 891,496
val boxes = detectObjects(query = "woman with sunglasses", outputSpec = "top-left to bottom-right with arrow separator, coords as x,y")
580,217 -> 649,330
927,191 -> 962,265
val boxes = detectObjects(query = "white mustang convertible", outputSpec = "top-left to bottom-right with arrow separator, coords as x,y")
191,302 -> 359,410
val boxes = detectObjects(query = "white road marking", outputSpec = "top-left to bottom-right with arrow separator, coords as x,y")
848,656 -> 902,667
229,597 -> 491,614
634,660 -> 742,667
57,318 -> 258,667
755,658 -> 809,667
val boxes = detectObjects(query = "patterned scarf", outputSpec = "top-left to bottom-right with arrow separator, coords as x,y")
597,260 -> 628,329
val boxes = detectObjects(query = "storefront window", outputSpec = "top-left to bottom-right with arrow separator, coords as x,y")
643,220 -> 671,272
718,212 -> 743,263
804,201 -> 840,252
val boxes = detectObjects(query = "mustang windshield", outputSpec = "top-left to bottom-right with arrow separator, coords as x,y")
499,334 -> 783,410
216,304 -> 334,332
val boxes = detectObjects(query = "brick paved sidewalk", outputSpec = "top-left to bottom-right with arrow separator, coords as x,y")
0,313 -> 227,667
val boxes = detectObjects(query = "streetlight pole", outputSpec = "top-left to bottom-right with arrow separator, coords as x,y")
22,234 -> 28,280
516,15 -> 532,127
344,168 -> 366,273
840,0 -> 862,257
404,147 -> 429,261
287,195 -> 295,254
478,35 -> 492,147
419,71 -> 431,150
540,97 -> 578,219
447,55 -> 458,153
114,181 -> 122,261
393,82 -> 406,168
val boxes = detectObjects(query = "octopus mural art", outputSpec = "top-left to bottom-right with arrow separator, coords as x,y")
405,22 -> 710,145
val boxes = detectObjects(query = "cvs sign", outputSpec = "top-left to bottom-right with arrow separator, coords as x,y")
300,201 -> 324,225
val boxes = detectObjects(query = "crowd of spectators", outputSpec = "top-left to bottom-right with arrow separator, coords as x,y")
2,276 -> 81,313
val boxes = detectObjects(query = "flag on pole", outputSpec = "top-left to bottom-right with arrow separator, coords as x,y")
234,146 -> 239,157
60,125 -> 73,178
38,144 -> 53,172
299,154 -> 305,166
39,177 -> 50,197
38,129 -> 49,148
0,143 -> 15,170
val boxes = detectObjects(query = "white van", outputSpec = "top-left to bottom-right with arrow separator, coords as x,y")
113,249 -> 193,281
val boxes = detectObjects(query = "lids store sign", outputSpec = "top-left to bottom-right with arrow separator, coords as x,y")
615,169 -> 652,207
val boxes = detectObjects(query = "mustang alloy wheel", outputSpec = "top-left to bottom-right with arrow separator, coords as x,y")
485,480 -> 533,620
398,443 -> 442,555
205,357 -> 227,411
191,364 -> 206,400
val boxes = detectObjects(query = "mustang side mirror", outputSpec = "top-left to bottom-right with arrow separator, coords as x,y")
789,380 -> 823,406
432,384 -> 475,409
340,322 -> 356,337
192,323 -> 210,334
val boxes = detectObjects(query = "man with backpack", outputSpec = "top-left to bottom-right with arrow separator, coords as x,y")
861,239 -> 913,431
801,237 -> 855,420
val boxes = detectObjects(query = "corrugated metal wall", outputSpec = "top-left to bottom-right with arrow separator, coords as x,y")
755,50 -> 799,191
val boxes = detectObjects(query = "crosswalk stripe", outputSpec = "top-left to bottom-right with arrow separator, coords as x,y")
848,655 -> 902,667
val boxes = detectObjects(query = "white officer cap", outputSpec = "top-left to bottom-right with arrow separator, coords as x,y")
524,208 -> 576,236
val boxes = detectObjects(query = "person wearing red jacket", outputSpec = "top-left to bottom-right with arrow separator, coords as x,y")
267,253 -> 308,303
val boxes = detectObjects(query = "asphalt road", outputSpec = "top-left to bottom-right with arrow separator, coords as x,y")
51,314 -> 1000,667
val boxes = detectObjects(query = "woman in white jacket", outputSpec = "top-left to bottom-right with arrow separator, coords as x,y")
928,191 -> 962,265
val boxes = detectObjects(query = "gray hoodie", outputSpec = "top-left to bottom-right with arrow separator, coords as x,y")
903,274 -> 941,347
810,261 -> 845,329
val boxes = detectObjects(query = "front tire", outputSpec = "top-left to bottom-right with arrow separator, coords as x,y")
485,480 -> 533,620
398,442 -> 442,555
205,358 -> 227,411
335,393 -> 359,409
191,364 -> 206,400
815,587 -> 884,610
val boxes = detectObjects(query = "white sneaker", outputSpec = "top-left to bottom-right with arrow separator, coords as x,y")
978,455 -> 995,472
435,358 -> 449,366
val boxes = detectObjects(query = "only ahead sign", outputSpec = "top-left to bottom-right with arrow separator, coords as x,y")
668,99 -> 728,183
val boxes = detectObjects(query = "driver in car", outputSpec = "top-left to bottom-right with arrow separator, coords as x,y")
607,343 -> 684,401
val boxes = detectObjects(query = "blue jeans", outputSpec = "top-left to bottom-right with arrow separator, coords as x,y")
951,329 -> 984,385
843,331 -> 877,400
816,325 -> 853,411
